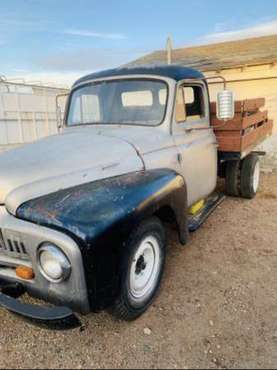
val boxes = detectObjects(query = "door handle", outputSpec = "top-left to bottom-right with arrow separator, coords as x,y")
185,128 -> 193,133
177,153 -> 182,163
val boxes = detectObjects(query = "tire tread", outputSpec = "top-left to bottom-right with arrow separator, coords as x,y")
225,160 -> 240,196
240,154 -> 259,199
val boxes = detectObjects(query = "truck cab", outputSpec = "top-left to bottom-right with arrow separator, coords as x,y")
66,65 -> 217,206
0,65 -> 262,326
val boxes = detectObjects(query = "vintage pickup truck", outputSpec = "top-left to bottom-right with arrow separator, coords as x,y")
0,65 -> 271,327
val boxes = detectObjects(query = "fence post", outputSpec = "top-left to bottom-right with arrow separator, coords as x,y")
16,93 -> 24,144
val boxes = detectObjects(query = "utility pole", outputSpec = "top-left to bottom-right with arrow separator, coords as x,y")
166,36 -> 173,65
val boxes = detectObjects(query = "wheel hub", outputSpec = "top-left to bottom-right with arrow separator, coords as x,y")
135,255 -> 147,275
129,236 -> 161,302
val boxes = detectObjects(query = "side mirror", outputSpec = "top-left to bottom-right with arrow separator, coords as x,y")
56,105 -> 63,132
56,93 -> 69,132
216,90 -> 235,121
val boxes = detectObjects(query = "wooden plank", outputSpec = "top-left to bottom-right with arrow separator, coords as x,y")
210,102 -> 217,114
211,113 -> 242,130
235,101 -> 243,113
210,101 -> 242,114
241,120 -> 273,152
211,110 -> 268,131
210,97 -> 265,115
242,110 -> 268,129
242,98 -> 265,112
214,130 -> 242,138
216,135 -> 241,152
214,119 -> 273,153
210,97 -> 270,153
211,113 -> 242,131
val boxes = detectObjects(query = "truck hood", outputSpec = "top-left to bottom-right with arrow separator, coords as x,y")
79,125 -> 173,155
0,129 -> 144,214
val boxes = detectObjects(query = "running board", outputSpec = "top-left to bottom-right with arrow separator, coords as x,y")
188,193 -> 225,232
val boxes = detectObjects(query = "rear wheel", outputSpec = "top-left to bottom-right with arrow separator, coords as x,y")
111,217 -> 166,321
225,160 -> 240,196
240,154 -> 260,199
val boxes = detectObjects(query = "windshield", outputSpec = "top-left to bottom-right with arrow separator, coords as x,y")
67,79 -> 168,127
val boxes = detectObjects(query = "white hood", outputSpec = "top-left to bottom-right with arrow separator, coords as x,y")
0,129 -> 144,214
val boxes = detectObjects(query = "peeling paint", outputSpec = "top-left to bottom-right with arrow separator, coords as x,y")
16,169 -> 187,246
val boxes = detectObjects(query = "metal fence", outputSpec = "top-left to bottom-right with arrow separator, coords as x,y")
0,79 -> 68,148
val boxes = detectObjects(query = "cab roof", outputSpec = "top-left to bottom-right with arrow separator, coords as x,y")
73,64 -> 204,87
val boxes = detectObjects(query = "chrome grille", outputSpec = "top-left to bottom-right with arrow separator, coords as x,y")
0,230 -> 5,250
0,229 -> 29,260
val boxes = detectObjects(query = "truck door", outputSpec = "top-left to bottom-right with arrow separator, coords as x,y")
172,80 -> 218,207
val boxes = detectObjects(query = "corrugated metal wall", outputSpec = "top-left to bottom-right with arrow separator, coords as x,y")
0,83 -> 68,150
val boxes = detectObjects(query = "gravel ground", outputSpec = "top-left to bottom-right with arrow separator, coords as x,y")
0,172 -> 277,369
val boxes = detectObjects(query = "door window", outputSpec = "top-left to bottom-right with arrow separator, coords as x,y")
175,84 -> 206,123
175,87 -> 186,123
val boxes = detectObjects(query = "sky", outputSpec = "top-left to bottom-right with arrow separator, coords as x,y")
0,0 -> 276,87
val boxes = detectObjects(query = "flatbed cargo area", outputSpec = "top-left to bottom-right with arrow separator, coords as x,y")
210,98 -> 273,158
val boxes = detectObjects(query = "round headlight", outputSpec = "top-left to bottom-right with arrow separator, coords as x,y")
38,244 -> 71,283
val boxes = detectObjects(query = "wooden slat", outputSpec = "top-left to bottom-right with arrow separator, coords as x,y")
215,134 -> 241,152
242,98 -> 265,112
242,110 -> 267,130
241,119 -> 272,152
210,97 -> 265,115
210,101 -> 243,114
211,113 -> 242,130
214,119 -> 272,152
211,111 -> 268,131
215,119 -> 273,152
235,101 -> 243,113
210,102 -> 217,114
214,130 -> 242,138
210,97 -> 270,153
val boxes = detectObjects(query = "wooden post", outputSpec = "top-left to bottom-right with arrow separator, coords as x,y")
166,36 -> 173,65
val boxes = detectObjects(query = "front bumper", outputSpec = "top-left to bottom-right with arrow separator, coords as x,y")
0,280 -> 80,329
0,207 -> 90,315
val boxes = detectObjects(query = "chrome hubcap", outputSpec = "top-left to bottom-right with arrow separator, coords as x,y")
129,236 -> 161,302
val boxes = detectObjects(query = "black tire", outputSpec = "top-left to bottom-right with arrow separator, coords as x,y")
240,154 -> 260,199
225,160 -> 240,196
111,217 -> 166,321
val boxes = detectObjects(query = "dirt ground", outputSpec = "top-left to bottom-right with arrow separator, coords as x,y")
0,172 -> 276,369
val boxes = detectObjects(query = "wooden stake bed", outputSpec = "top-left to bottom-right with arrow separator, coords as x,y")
210,98 -> 273,158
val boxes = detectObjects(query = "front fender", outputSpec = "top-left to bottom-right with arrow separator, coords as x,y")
16,169 -> 188,247
16,169 -> 188,310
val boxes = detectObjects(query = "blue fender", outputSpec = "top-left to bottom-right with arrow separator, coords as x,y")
17,169 -> 188,310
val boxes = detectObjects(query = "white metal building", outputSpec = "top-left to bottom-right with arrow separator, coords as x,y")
0,78 -> 68,153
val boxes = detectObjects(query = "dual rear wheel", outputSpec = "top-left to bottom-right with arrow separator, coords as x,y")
225,153 -> 260,199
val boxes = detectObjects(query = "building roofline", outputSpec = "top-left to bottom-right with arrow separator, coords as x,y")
128,34 -> 277,73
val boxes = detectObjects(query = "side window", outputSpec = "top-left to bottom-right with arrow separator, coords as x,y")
184,86 -> 205,121
175,84 -> 206,123
175,86 -> 186,122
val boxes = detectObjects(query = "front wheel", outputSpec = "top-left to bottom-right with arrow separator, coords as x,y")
111,217 -> 166,321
